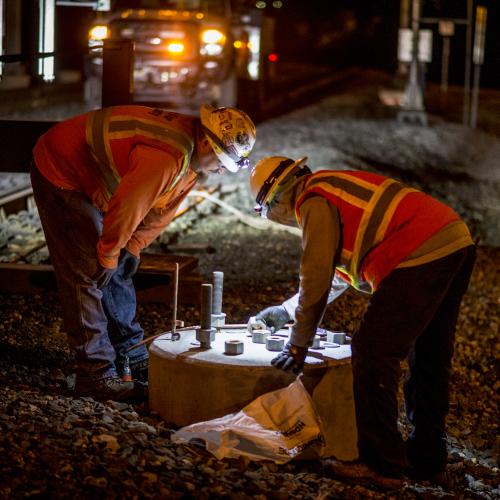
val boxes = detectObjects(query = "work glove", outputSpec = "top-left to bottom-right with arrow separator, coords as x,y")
93,265 -> 116,289
254,305 -> 291,333
271,342 -> 308,374
120,249 -> 140,280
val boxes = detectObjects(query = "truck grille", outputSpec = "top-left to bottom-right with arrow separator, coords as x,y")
111,20 -> 198,60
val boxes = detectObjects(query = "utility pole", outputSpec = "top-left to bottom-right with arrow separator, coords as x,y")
462,0 -> 473,125
398,0 -> 410,76
470,6 -> 487,128
398,0 -> 427,125
438,20 -> 455,92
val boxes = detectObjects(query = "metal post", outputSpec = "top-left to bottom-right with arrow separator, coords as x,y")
400,0 -> 411,30
102,38 -> 134,107
438,19 -> 455,94
196,284 -> 214,348
0,1 -> 3,77
212,271 -> 223,315
440,36 -> 450,92
408,0 -> 423,109
470,63 -> 481,129
398,0 -> 427,125
462,0 -> 473,125
398,0 -> 411,76
470,6 -> 487,129
201,284 -> 212,329
171,263 -> 180,341
38,0 -> 55,82
211,270 -> 226,326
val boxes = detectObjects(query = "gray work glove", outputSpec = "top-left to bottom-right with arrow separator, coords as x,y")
120,249 -> 140,280
271,342 -> 308,374
93,265 -> 116,289
255,305 -> 291,333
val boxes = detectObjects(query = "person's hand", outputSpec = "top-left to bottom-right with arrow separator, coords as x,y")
254,305 -> 291,333
120,250 -> 140,280
93,265 -> 116,289
271,342 -> 308,374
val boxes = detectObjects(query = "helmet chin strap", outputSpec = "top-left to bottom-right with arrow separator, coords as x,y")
268,164 -> 311,205
202,125 -> 241,163
266,177 -> 307,225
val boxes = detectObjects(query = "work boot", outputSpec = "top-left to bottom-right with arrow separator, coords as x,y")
406,466 -> 451,489
75,375 -> 147,403
323,459 -> 406,491
406,436 -> 449,486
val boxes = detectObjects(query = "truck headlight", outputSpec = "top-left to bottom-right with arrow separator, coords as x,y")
89,25 -> 109,41
200,29 -> 225,56
201,29 -> 225,45
203,44 -> 223,56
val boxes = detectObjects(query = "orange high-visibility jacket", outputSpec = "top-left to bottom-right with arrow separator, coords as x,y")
295,170 -> 472,292
33,106 -> 198,268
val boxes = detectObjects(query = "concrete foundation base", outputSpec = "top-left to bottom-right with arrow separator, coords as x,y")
149,328 -> 358,460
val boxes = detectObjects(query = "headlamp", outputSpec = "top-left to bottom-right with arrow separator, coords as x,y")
254,203 -> 269,219
236,157 -> 250,169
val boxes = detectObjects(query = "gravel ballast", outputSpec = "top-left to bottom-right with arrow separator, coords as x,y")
1,73 -> 499,499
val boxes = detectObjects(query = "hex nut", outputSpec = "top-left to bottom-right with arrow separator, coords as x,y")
327,331 -> 346,345
266,336 -> 285,352
211,312 -> 226,327
196,328 -> 213,348
252,329 -> 270,344
224,339 -> 244,355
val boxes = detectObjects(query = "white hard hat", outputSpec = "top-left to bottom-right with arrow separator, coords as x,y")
200,104 -> 256,172
250,156 -> 309,211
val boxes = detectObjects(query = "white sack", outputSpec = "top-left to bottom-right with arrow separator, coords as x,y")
171,377 -> 325,464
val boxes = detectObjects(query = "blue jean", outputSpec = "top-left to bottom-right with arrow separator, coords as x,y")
351,245 -> 476,477
30,163 -> 148,380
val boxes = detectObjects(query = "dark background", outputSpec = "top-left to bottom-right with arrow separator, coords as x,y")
267,0 -> 499,88
33,0 -> 500,89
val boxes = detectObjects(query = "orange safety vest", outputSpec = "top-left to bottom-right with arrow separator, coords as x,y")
85,106 -> 195,199
295,171 -> 461,292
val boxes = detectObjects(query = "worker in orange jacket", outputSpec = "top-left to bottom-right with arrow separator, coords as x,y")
248,156 -> 475,489
32,104 -> 256,402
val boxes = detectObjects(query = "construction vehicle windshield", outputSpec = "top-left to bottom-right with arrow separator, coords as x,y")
112,0 -> 227,16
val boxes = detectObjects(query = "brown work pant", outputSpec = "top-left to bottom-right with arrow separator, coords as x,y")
351,245 -> 476,477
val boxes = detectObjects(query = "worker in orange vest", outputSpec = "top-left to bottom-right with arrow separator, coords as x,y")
31,104 -> 256,402
248,156 -> 475,490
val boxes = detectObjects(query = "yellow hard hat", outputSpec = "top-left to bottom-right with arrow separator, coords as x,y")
200,104 -> 256,172
250,156 -> 309,212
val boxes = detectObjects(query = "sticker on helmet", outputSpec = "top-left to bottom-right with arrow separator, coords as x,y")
236,131 -> 250,149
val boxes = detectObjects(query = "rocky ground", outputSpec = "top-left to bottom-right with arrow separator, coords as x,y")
0,70 -> 499,499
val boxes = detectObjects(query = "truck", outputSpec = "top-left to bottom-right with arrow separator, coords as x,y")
86,0 -> 274,110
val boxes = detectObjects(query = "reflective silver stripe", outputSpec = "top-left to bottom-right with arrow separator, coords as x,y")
85,109 -> 120,196
109,118 -> 194,157
306,174 -> 373,202
86,112 -> 194,197
109,117 -> 194,192
300,174 -> 410,291
356,180 -> 407,267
